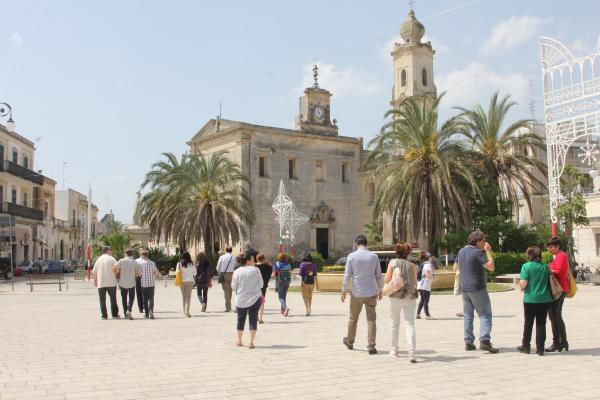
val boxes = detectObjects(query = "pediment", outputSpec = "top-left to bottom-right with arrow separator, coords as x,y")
188,118 -> 243,144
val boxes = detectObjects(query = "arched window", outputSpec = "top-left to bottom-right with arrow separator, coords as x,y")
422,69 -> 428,86
401,69 -> 407,87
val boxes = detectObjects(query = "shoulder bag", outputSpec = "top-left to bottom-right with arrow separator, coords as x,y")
566,269 -> 577,298
218,256 -> 233,284
548,267 -> 563,300
383,259 -> 404,296
175,262 -> 182,287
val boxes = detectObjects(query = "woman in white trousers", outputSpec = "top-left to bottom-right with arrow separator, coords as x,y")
384,243 -> 418,363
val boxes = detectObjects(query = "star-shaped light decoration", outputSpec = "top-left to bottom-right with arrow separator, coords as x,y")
578,140 -> 599,166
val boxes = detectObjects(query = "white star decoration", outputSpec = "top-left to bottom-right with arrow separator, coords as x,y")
271,180 -> 309,243
578,141 -> 599,166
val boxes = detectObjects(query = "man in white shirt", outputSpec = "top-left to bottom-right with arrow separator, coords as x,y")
92,246 -> 119,320
216,246 -> 236,312
114,248 -> 140,320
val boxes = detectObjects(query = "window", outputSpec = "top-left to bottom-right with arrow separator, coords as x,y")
23,156 -> 29,169
342,162 -> 349,183
12,150 -> 17,163
597,234 -> 600,256
23,192 -> 28,207
258,156 -> 266,177
422,69 -> 428,86
0,185 -> 3,202
0,144 -> 4,161
44,201 -> 49,217
401,69 -> 407,87
315,160 -> 325,181
11,188 -> 16,204
368,182 -> 375,204
288,158 -> 297,179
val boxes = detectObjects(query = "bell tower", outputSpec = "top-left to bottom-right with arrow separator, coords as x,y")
391,9 -> 437,110
295,64 -> 339,136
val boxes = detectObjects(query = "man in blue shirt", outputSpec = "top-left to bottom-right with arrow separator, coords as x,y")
455,230 -> 498,353
342,235 -> 382,354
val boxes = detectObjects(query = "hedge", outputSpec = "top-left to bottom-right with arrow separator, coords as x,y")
492,251 -> 554,279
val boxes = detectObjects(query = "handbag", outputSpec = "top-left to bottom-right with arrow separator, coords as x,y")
175,263 -> 182,287
548,269 -> 563,300
566,269 -> 577,298
453,272 -> 461,296
383,260 -> 404,296
218,256 -> 234,284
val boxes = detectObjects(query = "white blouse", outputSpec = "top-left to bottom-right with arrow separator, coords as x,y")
176,262 -> 197,283
232,266 -> 264,308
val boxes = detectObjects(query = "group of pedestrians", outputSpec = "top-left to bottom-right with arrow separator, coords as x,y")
340,231 -> 573,362
92,247 -> 160,320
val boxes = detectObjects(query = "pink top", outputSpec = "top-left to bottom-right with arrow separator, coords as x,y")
549,251 -> 569,293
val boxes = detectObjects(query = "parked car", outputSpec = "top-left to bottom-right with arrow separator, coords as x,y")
31,261 -> 48,274
61,260 -> 78,273
438,254 -> 456,266
18,260 -> 35,274
334,256 -> 347,266
46,260 -> 64,274
0,257 -> 13,279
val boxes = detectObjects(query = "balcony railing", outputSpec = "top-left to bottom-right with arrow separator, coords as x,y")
2,202 -> 44,221
0,160 -> 44,185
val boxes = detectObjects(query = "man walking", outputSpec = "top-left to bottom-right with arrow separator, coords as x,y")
217,246 -> 235,312
341,235 -> 382,355
92,246 -> 119,320
114,248 -> 139,320
455,230 -> 498,353
136,250 -> 160,319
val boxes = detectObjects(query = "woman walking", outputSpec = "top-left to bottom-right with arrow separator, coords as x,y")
176,252 -> 196,318
195,252 -> 212,312
546,237 -> 570,352
416,252 -> 435,320
298,254 -> 319,316
384,243 -> 418,363
272,253 -> 292,317
256,253 -> 272,324
517,246 -> 553,356
232,251 -> 264,348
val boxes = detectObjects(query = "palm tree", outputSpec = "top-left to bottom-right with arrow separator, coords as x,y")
140,151 -> 254,255
366,94 -> 480,251
456,92 -> 547,215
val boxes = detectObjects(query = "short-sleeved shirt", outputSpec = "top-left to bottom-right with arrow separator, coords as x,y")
457,245 -> 488,292
519,261 -> 553,303
417,262 -> 434,291
136,258 -> 158,288
256,263 -> 272,290
92,254 -> 117,288
114,257 -> 139,289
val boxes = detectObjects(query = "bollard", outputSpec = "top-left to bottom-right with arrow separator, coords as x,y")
66,277 -> 69,290
30,275 -> 33,292
164,274 -> 167,287
59,277 -> 62,292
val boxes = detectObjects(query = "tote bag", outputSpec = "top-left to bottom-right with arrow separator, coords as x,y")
382,260 -> 404,296
548,272 -> 563,300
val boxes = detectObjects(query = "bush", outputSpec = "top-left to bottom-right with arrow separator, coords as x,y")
322,265 -> 345,273
492,252 -> 528,279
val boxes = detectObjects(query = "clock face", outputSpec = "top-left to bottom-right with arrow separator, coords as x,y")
314,106 -> 324,121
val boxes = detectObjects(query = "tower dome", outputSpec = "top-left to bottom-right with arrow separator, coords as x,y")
400,10 -> 425,44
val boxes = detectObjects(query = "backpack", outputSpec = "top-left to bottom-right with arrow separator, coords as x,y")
276,262 -> 291,285
302,270 -> 315,284
417,263 -> 425,281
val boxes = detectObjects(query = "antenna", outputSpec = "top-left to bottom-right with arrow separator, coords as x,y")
408,0 -> 416,11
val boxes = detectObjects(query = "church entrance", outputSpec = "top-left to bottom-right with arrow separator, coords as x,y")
316,228 -> 329,259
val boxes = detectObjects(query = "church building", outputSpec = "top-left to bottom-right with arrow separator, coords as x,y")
187,9 -> 437,258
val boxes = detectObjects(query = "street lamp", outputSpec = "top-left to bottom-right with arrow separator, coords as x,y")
0,102 -> 15,132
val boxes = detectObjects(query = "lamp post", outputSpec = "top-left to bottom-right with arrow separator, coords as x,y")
0,102 -> 15,132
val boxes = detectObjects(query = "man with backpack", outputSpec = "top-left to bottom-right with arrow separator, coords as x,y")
216,246 -> 236,312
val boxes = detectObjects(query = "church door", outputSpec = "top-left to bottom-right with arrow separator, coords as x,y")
316,228 -> 329,259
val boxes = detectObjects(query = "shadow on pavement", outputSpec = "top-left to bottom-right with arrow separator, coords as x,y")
254,344 -> 307,350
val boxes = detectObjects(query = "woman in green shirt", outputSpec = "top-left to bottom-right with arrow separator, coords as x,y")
518,246 -> 553,356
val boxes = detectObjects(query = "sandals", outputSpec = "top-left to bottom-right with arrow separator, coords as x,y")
249,344 -> 255,349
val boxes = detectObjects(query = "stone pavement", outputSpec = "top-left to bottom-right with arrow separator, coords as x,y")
1,278 -> 599,400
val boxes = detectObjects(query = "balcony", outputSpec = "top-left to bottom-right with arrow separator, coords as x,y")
2,202 -> 43,221
0,161 -> 44,185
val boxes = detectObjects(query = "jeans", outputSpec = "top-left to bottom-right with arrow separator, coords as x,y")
346,295 -> 377,350
98,287 -> 119,318
141,286 -> 155,317
522,302 -> 551,351
417,289 -> 431,317
276,282 -> 290,311
135,277 -> 144,313
237,297 -> 262,331
548,293 -> 567,345
120,287 -> 135,313
390,297 -> 416,356
197,286 -> 208,304
462,289 -> 493,344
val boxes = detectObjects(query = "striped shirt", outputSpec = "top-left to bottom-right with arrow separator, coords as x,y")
136,258 -> 158,288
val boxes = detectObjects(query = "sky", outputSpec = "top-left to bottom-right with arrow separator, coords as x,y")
0,0 -> 598,222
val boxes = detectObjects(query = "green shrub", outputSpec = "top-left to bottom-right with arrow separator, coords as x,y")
492,252 -> 528,278
322,265 -> 345,273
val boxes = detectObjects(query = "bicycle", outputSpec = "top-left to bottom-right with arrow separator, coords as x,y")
575,265 -> 591,283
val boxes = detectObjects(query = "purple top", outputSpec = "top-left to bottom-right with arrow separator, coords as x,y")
298,262 -> 318,277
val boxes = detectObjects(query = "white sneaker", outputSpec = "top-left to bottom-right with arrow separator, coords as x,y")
389,349 -> 399,357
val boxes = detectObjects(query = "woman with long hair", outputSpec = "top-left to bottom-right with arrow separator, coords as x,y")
176,252 -> 196,318
384,243 -> 418,363
195,252 -> 212,312
232,251 -> 264,348
546,237 -> 570,352
255,253 -> 272,324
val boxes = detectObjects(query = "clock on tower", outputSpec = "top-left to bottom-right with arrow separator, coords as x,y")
295,64 -> 339,136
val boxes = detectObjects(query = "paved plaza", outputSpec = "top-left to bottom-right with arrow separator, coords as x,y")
1,278 -> 599,400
